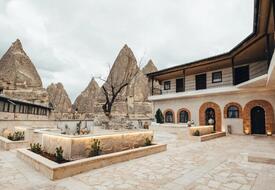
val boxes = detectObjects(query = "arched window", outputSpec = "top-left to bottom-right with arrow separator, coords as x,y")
179,111 -> 189,123
227,106 -> 239,118
165,111 -> 174,123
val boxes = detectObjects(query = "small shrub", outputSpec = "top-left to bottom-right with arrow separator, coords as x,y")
89,139 -> 102,157
7,131 -> 24,141
155,109 -> 164,124
30,143 -> 42,154
7,133 -> 13,140
145,136 -> 153,146
55,146 -> 64,163
193,130 -> 200,136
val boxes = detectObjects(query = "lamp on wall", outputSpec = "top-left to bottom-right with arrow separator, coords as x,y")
267,131 -> 272,136
244,128 -> 250,135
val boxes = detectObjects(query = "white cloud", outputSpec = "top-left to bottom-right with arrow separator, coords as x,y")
0,0 -> 254,101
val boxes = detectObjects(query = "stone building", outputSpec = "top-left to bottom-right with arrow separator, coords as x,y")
147,0 -> 275,135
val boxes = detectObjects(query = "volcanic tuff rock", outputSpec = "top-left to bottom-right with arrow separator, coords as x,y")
74,78 -> 100,113
0,39 -> 49,104
95,45 -> 152,117
0,39 -> 42,88
142,60 -> 160,95
47,83 -> 72,113
142,59 -> 158,75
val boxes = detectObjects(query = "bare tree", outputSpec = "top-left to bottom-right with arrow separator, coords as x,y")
96,55 -> 144,118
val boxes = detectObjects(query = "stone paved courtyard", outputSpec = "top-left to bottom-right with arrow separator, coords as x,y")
1,126 -> 275,190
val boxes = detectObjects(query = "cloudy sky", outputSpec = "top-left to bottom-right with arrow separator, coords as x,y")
0,0 -> 254,101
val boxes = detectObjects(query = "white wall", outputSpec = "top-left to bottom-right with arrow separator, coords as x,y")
153,89 -> 275,134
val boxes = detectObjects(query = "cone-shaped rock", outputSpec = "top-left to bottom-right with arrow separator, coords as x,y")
106,44 -> 139,90
0,39 -> 42,88
95,45 -> 152,118
47,83 -> 72,113
0,39 -> 48,104
142,59 -> 160,95
74,78 -> 100,113
142,59 -> 158,75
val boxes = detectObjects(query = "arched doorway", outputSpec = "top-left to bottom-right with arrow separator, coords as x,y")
205,108 -> 216,130
199,102 -> 222,131
251,106 -> 266,134
243,100 -> 274,135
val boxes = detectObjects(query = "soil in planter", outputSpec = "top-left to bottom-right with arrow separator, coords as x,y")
29,144 -> 154,163
28,150 -> 71,164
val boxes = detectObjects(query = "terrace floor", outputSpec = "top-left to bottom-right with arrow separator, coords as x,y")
1,126 -> 275,190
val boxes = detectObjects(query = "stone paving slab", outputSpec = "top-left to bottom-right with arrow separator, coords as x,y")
0,127 -> 275,189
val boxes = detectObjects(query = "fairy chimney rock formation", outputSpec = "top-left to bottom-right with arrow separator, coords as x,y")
0,39 -> 48,104
95,44 -> 152,117
0,39 -> 42,88
142,59 -> 160,95
142,59 -> 158,75
47,83 -> 72,113
106,44 -> 139,91
74,78 -> 100,113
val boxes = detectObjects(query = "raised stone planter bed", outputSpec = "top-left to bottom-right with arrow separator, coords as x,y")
248,153 -> 275,165
199,132 -> 226,142
41,130 -> 154,160
189,126 -> 214,136
17,143 -> 167,180
0,136 -> 29,151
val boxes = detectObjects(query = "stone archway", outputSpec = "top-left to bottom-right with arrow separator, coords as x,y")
177,108 -> 191,123
199,102 -> 222,132
163,109 -> 175,123
243,100 -> 274,135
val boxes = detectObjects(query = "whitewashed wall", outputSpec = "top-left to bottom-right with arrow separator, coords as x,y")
153,90 -> 275,134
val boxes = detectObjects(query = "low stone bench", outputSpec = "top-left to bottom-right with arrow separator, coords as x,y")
189,126 -> 214,136
0,136 -> 29,151
248,153 -> 275,165
200,132 -> 226,142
